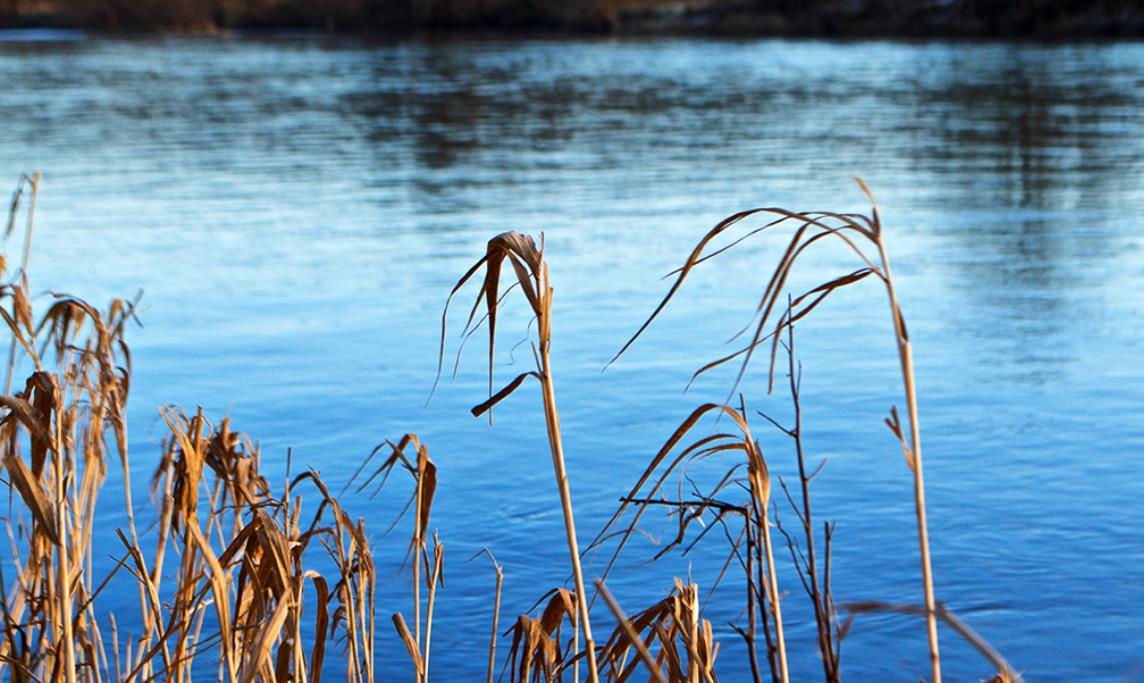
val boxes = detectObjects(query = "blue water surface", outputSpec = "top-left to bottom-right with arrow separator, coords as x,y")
1,34 -> 1142,681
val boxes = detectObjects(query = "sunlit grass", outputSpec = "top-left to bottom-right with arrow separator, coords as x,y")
0,174 -> 1019,682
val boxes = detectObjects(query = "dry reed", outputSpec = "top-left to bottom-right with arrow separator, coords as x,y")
608,179 -> 943,681
436,231 -> 599,681
350,434 -> 442,683
0,174 -> 1019,683
0,174 -> 375,683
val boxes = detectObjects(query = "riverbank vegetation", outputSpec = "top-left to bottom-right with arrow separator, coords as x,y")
0,173 -> 1020,681
1,0 -> 1141,37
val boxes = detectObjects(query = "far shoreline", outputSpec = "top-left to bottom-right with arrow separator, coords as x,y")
1,27 -> 1142,46
1,1 -> 1141,42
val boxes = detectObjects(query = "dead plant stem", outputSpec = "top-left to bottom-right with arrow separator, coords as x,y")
876,238 -> 940,683
539,346 -> 599,683
786,326 -> 837,681
5,170 -> 38,396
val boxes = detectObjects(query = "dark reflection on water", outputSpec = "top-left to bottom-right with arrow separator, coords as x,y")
1,35 -> 1142,681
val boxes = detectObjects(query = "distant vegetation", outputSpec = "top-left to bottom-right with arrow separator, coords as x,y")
0,0 -> 1141,36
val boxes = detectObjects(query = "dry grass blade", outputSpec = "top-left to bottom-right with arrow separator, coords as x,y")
0,440 -> 59,545
435,231 -> 543,407
393,612 -> 424,678
609,207 -> 876,393
843,601 -> 1023,683
240,595 -> 294,683
589,403 -> 746,577
470,371 -> 542,417
3,171 -> 38,399
593,579 -> 668,683
307,574 -> 331,681
589,399 -> 788,683
351,433 -> 441,683
503,589 -> 579,683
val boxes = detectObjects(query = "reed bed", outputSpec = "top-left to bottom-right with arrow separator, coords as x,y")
0,176 -> 374,683
0,174 -> 1019,682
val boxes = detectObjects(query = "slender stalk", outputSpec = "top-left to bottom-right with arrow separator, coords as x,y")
752,518 -> 780,683
786,325 -> 837,681
685,583 -> 700,683
423,538 -> 443,682
572,603 -> 580,683
523,254 -> 599,683
414,467 -> 423,682
486,557 -> 503,683
441,233 -> 598,681
876,239 -> 940,683
759,506 -> 787,683
743,520 -> 763,683
19,171 -> 37,276
53,400 -> 78,683
538,346 -> 598,682
751,468 -> 788,683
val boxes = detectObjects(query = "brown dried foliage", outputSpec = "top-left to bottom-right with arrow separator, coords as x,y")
598,179 -> 1021,683
0,175 -> 1021,683
0,175 -> 375,683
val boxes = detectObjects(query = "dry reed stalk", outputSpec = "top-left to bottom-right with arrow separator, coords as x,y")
760,320 -> 840,681
146,410 -> 377,682
0,274 -> 374,682
471,549 -> 504,683
0,176 -> 387,683
4,170 -> 38,397
438,231 -> 598,681
751,450 -> 787,683
352,434 -> 440,682
608,180 -> 942,681
684,583 -> 700,683
423,534 -> 444,681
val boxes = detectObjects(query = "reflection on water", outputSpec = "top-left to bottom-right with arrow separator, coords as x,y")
0,35 -> 1142,680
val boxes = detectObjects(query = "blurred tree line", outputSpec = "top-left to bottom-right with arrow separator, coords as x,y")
0,0 -> 1139,36
0,0 -> 619,30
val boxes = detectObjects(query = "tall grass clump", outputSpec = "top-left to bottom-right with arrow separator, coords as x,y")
347,433 -> 443,683
0,174 -> 378,682
597,178 -> 1021,682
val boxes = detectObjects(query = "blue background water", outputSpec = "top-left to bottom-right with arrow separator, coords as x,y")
1,34 -> 1142,680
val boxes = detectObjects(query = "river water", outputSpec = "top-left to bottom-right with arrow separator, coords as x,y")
1,33 -> 1142,681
